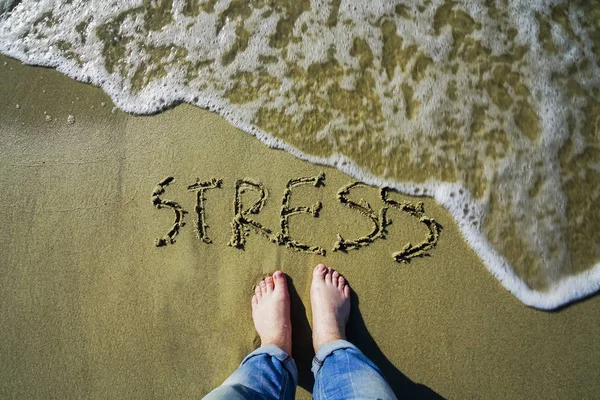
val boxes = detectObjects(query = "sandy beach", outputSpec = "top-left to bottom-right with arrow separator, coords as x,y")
1,55 -> 600,399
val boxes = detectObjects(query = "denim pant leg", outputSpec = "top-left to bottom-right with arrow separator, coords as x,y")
204,344 -> 298,400
312,340 -> 397,400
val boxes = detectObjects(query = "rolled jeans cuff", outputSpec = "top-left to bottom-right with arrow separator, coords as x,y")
311,339 -> 358,376
241,344 -> 298,387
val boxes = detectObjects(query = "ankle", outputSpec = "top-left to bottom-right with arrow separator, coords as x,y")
262,337 -> 292,356
313,332 -> 346,353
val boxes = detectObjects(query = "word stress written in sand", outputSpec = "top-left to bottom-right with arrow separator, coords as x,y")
151,173 -> 442,264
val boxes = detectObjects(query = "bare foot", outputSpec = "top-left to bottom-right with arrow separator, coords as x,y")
310,264 -> 351,353
252,271 -> 293,356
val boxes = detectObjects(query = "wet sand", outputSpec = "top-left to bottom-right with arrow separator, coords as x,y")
1,55 -> 599,399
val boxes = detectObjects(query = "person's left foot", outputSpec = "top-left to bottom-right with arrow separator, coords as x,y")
252,271 -> 292,356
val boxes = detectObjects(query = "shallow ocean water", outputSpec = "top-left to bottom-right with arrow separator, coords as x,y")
0,0 -> 598,308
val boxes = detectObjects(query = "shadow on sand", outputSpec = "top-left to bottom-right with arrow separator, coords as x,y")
287,277 -> 445,399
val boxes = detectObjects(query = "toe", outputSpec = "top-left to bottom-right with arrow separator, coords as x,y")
344,285 -> 350,297
338,276 -> 345,290
255,284 -> 262,298
313,264 -> 327,279
273,270 -> 286,291
325,268 -> 333,284
252,294 -> 258,306
259,280 -> 266,295
265,276 -> 274,292
332,270 -> 340,286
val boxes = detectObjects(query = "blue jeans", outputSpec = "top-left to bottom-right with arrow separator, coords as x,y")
204,340 -> 397,400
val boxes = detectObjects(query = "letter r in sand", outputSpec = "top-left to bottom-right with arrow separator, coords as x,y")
228,179 -> 275,249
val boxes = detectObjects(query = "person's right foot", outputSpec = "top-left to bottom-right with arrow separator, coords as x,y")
310,264 -> 351,353
252,271 -> 292,356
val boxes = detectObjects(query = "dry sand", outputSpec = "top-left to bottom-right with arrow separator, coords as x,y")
1,55 -> 599,399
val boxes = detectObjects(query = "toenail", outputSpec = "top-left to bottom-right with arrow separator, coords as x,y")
274,270 -> 282,277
